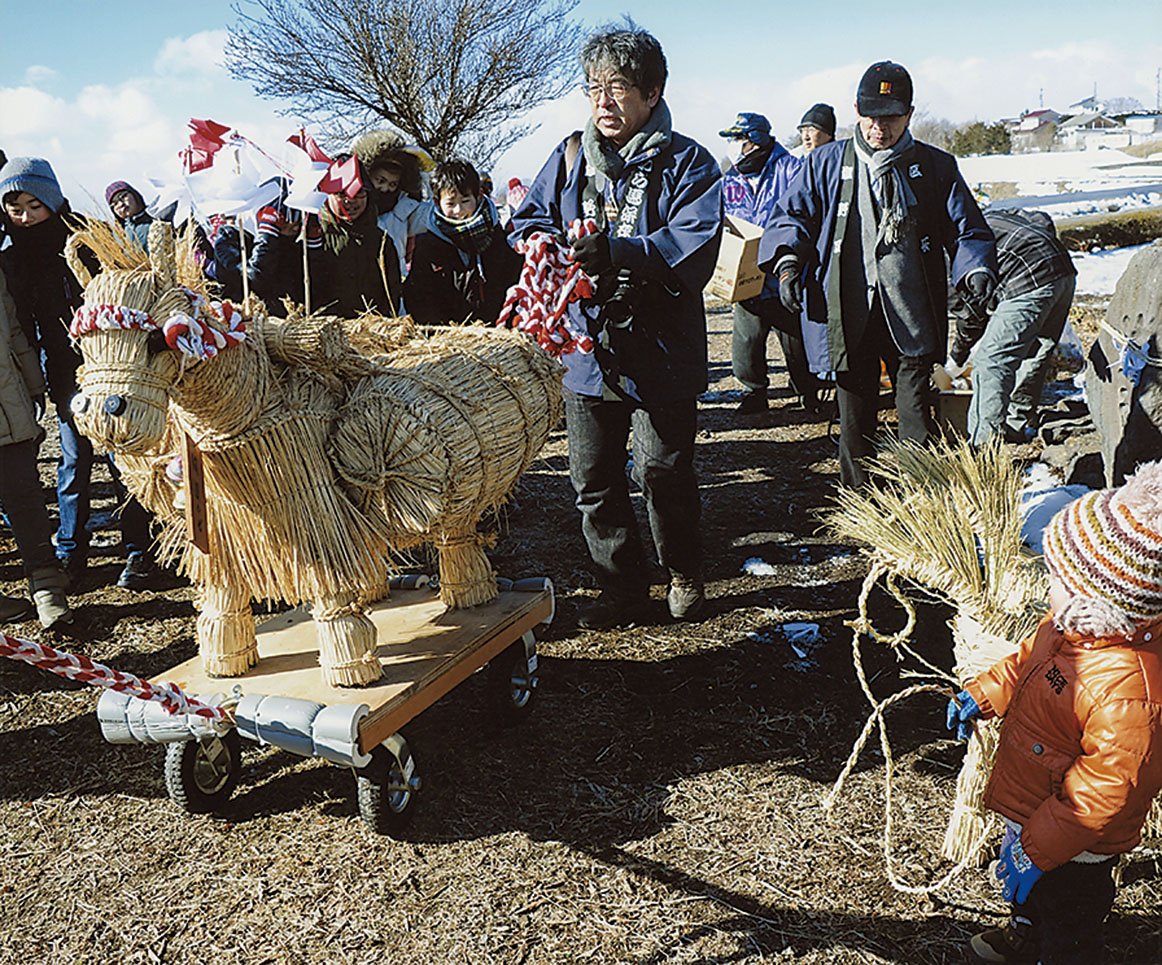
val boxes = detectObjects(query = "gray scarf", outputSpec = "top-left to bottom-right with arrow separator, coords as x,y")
853,126 -> 917,245
582,99 -> 673,181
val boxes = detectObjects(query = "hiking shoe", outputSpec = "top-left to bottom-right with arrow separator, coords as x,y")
667,575 -> 705,621
30,565 -> 75,631
0,595 -> 34,623
577,592 -> 651,630
736,391 -> 768,415
969,918 -> 1036,964
117,553 -> 157,591
58,553 -> 87,589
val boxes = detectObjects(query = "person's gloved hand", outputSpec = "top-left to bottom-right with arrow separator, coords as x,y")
946,689 -> 981,741
778,260 -> 803,314
964,270 -> 996,305
570,232 -> 613,276
948,334 -> 974,369
996,833 -> 1044,904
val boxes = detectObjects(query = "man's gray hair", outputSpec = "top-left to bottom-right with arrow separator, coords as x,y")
580,21 -> 667,97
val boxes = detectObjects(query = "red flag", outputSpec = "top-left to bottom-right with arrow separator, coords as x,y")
317,154 -> 363,199
182,118 -> 232,174
180,145 -> 216,174
287,131 -> 332,165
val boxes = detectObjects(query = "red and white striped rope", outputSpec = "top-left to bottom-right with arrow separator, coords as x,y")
496,218 -> 598,358
71,291 -> 247,362
1,633 -> 229,722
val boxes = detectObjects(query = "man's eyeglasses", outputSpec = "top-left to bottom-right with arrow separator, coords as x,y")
583,79 -> 634,101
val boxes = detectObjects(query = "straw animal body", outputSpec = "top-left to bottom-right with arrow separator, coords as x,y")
66,221 -> 562,686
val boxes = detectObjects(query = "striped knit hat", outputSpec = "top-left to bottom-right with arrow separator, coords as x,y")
1042,460 -> 1162,637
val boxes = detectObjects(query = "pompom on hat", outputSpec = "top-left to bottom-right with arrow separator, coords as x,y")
0,156 -> 65,213
1042,460 -> 1162,638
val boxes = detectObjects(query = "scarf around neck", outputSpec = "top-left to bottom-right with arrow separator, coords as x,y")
853,125 -> 917,244
734,140 -> 774,176
429,196 -> 499,255
582,98 -> 673,181
319,201 -> 379,255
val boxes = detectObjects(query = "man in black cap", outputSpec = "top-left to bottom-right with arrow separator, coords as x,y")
797,104 -> 836,154
760,61 -> 997,487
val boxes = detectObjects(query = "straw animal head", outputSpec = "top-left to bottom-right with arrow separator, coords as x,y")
67,220 -> 247,454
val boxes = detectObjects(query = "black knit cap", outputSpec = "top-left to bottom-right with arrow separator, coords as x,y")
856,61 -> 913,117
797,103 -> 836,137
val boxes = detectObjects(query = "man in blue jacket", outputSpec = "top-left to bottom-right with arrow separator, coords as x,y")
511,23 -> 722,629
719,112 -> 822,414
761,61 -> 997,487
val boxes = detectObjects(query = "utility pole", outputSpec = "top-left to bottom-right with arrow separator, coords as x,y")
1039,87 -> 1044,109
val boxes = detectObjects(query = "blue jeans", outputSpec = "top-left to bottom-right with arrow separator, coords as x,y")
564,390 -> 701,597
56,415 -> 153,561
0,439 -> 58,576
967,275 -> 1076,447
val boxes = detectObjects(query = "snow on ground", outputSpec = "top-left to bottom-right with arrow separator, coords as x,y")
956,149 -> 1162,217
1071,242 -> 1151,295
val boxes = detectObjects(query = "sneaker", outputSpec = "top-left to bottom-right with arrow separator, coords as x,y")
577,592 -> 651,630
32,589 -> 74,631
736,391 -> 768,415
117,554 -> 157,591
969,918 -> 1036,964
0,595 -> 34,623
667,575 -> 705,621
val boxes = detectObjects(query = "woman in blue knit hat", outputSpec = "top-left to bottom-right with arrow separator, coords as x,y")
0,157 -> 158,593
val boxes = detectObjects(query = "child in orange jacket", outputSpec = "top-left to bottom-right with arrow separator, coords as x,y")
947,461 -> 1162,964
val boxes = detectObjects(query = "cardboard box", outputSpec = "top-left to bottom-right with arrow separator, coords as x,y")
707,214 -> 766,302
936,389 -> 973,437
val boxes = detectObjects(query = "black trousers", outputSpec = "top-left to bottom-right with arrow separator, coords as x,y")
564,390 -> 701,598
835,307 -> 937,487
1021,858 -> 1116,965
731,301 -> 818,399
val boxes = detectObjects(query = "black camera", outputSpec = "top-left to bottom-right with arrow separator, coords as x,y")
600,268 -> 637,330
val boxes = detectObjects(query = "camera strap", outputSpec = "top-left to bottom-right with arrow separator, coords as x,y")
580,160 -> 654,402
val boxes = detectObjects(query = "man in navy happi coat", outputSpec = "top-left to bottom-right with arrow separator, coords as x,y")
511,24 -> 722,629
761,61 -> 996,486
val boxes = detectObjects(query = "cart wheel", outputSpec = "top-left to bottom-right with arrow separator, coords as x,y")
488,633 -> 539,726
356,733 -> 420,835
164,730 -> 242,815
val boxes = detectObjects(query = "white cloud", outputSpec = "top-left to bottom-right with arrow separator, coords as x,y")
23,65 -> 57,85
154,30 -> 229,76
0,87 -> 70,138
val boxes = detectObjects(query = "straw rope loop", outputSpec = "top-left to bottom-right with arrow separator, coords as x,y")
0,632 -> 230,723
496,218 -> 599,357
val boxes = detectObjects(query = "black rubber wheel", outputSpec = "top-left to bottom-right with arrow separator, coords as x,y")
488,639 -> 538,727
356,737 -> 418,835
163,730 -> 242,815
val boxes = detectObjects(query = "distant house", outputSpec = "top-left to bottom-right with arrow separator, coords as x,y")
1056,111 -> 1131,150
1067,95 -> 1146,115
1010,109 -> 1063,153
1123,112 -> 1162,141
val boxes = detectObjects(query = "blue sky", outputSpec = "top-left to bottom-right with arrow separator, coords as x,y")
2,1 -> 1160,206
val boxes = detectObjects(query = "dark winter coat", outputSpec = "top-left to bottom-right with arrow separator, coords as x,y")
249,232 -> 307,308
511,129 -> 722,402
0,211 -> 87,409
760,137 -> 996,373
311,208 -> 402,318
403,222 -> 521,325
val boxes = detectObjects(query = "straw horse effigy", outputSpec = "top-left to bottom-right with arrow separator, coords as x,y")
65,221 -> 562,688
823,439 -> 1161,893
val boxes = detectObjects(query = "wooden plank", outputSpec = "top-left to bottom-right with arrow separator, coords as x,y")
182,432 -> 210,553
160,588 -> 551,751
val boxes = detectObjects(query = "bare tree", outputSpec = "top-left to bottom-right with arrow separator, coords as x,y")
226,0 -> 583,167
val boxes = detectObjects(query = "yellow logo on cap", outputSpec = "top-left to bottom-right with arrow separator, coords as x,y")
880,81 -> 892,95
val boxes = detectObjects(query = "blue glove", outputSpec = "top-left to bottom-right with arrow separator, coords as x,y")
946,689 -> 981,741
996,833 -> 1044,904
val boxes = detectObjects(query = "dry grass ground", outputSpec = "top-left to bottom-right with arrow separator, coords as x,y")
1,302 -> 1158,964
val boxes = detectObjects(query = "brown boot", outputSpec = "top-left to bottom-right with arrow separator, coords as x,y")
28,566 -> 74,631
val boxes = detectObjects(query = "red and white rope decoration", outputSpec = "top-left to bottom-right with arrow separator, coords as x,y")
1,633 -> 229,723
71,290 -> 247,362
496,218 -> 598,357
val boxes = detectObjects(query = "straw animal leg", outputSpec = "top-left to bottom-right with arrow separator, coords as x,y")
435,531 -> 498,609
196,581 -> 259,677
311,595 -> 382,687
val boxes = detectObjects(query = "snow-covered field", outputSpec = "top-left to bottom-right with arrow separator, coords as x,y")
1072,242 -> 1150,295
958,148 -> 1162,219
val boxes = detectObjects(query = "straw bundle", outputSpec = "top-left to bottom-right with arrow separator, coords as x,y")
196,582 -> 258,676
332,324 -> 562,607
825,438 -> 1048,867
